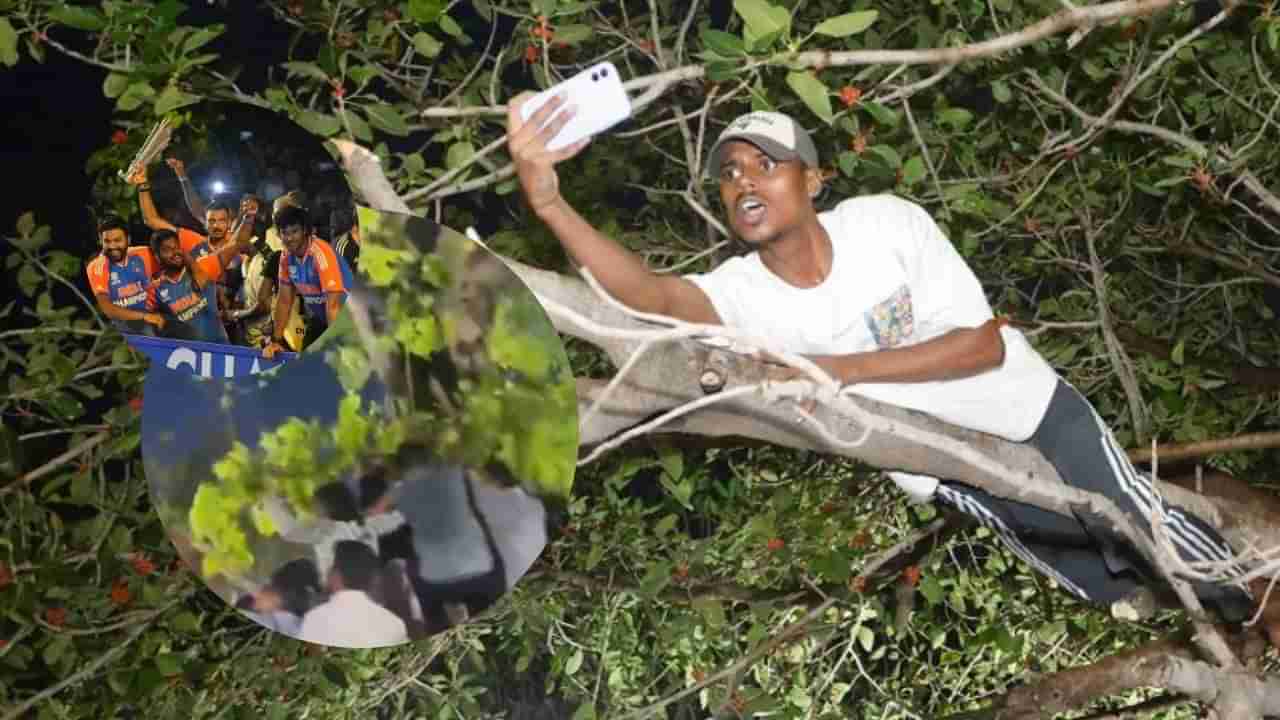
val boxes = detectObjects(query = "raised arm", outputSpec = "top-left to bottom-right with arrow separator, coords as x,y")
805,318 -> 1006,385
166,158 -> 208,228
506,92 -> 719,324
125,167 -> 176,232
210,196 -> 257,270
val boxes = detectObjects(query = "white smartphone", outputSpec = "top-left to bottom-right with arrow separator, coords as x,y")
518,61 -> 632,152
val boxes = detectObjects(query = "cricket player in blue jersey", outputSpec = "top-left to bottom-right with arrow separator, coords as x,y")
87,215 -> 167,335
262,203 -> 353,358
147,197 -> 257,344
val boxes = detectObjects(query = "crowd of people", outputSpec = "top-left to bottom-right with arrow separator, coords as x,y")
88,156 -> 362,355
235,454 -> 548,646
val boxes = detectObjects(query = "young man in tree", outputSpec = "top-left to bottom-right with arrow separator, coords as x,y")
261,203 -> 353,358
86,214 -> 166,335
147,197 -> 255,345
507,99 -> 1280,646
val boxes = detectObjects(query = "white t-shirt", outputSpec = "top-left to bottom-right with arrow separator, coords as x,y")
298,590 -> 407,648
685,195 -> 1060,498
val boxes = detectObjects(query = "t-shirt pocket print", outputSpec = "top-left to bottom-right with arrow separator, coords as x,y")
864,284 -> 915,348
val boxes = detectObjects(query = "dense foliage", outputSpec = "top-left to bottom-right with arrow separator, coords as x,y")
2,0 -> 1279,718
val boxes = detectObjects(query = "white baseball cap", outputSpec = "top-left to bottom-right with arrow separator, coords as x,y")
706,111 -> 820,177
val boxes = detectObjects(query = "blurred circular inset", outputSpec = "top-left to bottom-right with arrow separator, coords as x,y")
142,210 -> 578,647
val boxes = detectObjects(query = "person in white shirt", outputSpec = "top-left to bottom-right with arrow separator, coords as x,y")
507,99 -> 1278,642
298,540 -> 407,648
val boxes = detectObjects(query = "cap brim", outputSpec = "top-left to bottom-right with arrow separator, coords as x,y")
705,134 -> 803,178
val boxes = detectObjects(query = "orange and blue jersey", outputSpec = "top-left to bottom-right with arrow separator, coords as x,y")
86,246 -> 157,323
149,254 -> 229,344
278,237 -> 352,325
175,227 -> 220,265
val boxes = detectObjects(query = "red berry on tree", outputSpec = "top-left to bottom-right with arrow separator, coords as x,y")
0,639 -> 8,649
111,130 -> 128,145
850,575 -> 868,593
766,537 -> 785,552
838,85 -> 862,108
44,607 -> 67,627
110,580 -> 132,607
382,7 -> 400,23
332,85 -> 346,99
0,563 -> 12,589
525,45 -> 540,63
903,565 -> 922,587
128,395 -> 143,414
131,554 -> 156,576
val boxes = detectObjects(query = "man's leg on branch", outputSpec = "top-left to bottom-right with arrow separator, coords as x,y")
1027,380 -> 1258,625
935,483 -> 1151,609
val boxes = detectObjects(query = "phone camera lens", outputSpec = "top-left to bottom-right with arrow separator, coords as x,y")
591,72 -> 599,81
601,68 -> 609,76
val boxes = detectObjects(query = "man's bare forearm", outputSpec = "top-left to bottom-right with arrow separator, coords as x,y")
137,186 -> 172,231
812,321 -> 1006,385
178,179 -> 207,228
536,197 -> 668,315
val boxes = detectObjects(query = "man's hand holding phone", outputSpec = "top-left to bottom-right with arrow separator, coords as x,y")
507,93 -> 591,215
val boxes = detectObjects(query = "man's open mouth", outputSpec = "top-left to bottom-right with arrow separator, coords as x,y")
736,195 -> 766,226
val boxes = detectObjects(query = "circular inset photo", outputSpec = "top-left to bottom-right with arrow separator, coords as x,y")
142,210 -> 578,647
88,100 -> 360,376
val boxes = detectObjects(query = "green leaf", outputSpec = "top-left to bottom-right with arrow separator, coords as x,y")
413,32 -> 443,58
182,24 -> 224,52
0,18 -> 18,67
734,0 -> 788,37
571,703 -> 596,720
856,625 -> 875,652
1171,339 -> 1185,366
813,11 -> 879,37
341,108 -> 373,142
281,61 -> 329,82
364,103 -> 410,136
102,73 -> 130,99
293,110 -> 341,137
445,141 -> 475,170
564,648 -> 583,675
116,83 -> 156,112
937,107 -> 973,130
408,0 -> 445,24
866,144 -> 901,168
860,100 -> 899,127
16,211 -> 35,237
1162,154 -> 1197,169
48,5 -> 107,31
108,670 -> 132,696
554,24 -> 592,45
653,513 -> 678,537
837,151 -> 858,176
702,28 -> 745,56
901,156 -> 926,186
154,85 -> 200,115
991,80 -> 1012,104
786,71 -> 832,124
154,654 -> 183,676
438,14 -> 465,39
919,574 -> 943,606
